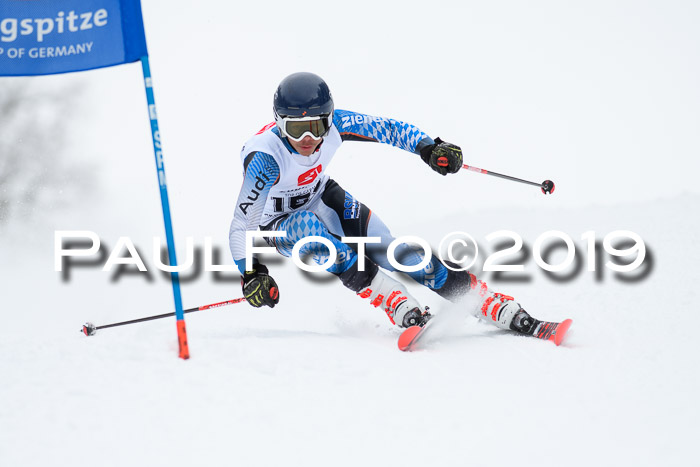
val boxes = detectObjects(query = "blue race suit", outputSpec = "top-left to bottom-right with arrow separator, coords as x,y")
229,109 -> 468,298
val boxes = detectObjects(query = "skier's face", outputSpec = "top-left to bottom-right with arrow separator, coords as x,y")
289,134 -> 322,156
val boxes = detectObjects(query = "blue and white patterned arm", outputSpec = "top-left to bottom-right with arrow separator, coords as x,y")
229,151 -> 280,273
333,109 -> 435,154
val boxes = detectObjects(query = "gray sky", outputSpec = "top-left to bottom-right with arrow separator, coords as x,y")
54,0 -> 697,236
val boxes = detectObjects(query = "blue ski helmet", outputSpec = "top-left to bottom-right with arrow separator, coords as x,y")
273,72 -> 334,119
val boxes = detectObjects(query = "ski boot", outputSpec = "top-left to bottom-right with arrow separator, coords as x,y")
357,270 -> 428,327
401,307 -> 432,328
474,281 -> 572,344
477,289 -> 544,336
509,309 -> 539,335
471,278 -> 535,334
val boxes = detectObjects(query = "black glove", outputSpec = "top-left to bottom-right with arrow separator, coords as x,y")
419,137 -> 463,176
241,264 -> 279,308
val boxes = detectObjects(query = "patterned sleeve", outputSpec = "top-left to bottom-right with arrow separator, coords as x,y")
333,109 -> 435,154
229,151 -> 280,273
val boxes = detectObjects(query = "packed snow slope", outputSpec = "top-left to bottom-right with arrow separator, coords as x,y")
2,1 -> 699,466
1,194 -> 698,467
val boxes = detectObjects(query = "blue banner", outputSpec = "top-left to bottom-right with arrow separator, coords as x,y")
0,0 -> 147,76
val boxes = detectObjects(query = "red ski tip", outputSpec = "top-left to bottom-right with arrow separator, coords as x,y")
553,319 -> 572,346
398,325 -> 423,351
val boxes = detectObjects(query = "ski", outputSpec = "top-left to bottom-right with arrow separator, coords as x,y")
398,319 -> 435,351
533,318 -> 573,346
398,318 -> 573,351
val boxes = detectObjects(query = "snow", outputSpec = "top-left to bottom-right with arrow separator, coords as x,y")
2,1 -> 700,466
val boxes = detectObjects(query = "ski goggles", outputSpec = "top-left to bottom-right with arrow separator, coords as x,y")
276,114 -> 332,142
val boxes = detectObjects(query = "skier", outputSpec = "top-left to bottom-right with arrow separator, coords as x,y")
229,72 -> 545,337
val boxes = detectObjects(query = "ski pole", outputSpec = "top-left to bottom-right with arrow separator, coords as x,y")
462,163 -> 555,195
81,297 -> 246,336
